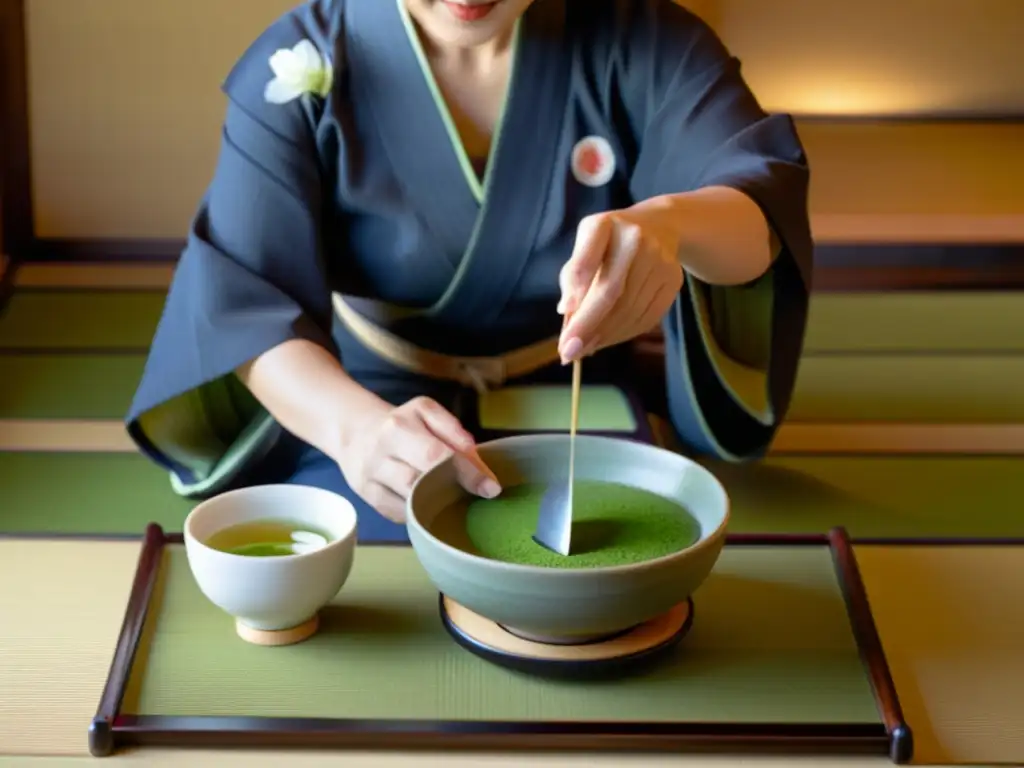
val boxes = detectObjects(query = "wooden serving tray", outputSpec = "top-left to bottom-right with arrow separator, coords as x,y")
89,525 -> 911,762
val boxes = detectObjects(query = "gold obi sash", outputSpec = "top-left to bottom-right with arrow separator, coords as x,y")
331,294 -> 562,393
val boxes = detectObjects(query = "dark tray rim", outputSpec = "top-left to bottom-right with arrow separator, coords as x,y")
82,526 -> 916,762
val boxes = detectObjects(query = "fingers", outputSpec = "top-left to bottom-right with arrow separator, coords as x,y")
361,481 -> 407,523
560,228 -> 643,362
452,452 -> 502,499
635,281 -> 676,336
581,268 -> 657,355
388,417 -> 452,474
558,215 -> 613,316
414,396 -> 476,452
375,456 -> 420,499
414,398 -> 501,497
384,398 -> 464,471
384,398 -> 501,499
346,397 -> 503,522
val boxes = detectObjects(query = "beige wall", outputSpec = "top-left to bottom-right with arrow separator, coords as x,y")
22,0 -> 1024,241
716,0 -> 1024,116
25,0 -> 297,239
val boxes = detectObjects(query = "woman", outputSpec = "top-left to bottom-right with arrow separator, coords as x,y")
127,0 -> 812,541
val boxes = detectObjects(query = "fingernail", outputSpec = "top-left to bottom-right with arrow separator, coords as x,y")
561,337 -> 583,363
556,297 -> 566,314
479,479 -> 501,498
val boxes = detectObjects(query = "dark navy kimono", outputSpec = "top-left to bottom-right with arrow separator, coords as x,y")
126,0 -> 813,540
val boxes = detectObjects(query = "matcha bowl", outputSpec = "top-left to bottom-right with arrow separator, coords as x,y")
407,434 -> 729,643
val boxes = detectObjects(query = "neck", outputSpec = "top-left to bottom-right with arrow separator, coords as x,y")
415,21 -> 515,72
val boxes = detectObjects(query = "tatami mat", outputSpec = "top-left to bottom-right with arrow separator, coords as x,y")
0,353 -> 145,419
802,293 -> 1024,354
1,267 -> 1021,767
0,280 -> 1020,423
3,350 -> 1022,423
0,291 -> 162,350
0,453 -> 194,535
2,418 -> 1021,455
788,355 -> 1024,422
1,450 -> 1022,538
2,537 -> 1016,765
857,545 -> 1024,765
0,539 -> 141,757
2,278 -> 1024,353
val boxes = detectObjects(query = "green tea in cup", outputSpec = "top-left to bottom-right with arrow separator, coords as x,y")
204,518 -> 332,557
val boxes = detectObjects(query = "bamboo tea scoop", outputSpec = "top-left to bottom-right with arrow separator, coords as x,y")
533,356 -> 582,556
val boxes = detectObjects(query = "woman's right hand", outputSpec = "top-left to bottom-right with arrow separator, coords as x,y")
336,395 -> 502,523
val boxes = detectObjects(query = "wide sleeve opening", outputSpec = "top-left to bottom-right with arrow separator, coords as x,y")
625,5 -> 813,460
126,19 -> 340,497
126,220 -> 332,498
664,229 -> 810,461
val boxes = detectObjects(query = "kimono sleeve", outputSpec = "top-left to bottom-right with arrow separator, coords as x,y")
125,7 -> 341,497
624,2 -> 814,461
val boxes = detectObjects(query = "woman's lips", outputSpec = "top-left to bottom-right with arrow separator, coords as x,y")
443,1 -> 498,22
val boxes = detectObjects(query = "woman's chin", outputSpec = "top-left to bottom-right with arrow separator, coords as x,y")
409,0 -> 533,48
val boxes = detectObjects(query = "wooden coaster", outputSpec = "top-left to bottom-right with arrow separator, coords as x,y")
235,614 -> 319,646
441,596 -> 693,674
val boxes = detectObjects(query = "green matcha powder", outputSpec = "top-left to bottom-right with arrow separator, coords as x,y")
452,480 -> 701,568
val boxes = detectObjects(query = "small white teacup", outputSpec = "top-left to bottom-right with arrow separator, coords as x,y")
184,484 -> 357,645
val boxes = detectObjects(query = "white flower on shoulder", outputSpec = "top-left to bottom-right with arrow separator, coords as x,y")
264,39 -> 334,104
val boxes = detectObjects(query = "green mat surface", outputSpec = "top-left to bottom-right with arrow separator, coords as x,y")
801,292 -> 1024,353
1,289 -> 1021,352
0,291 -> 164,349
0,354 -> 146,418
2,452 -> 1021,538
1,351 -> 1021,422
0,454 -> 193,534
478,385 -> 637,431
123,544 -> 879,723
788,354 -> 1024,422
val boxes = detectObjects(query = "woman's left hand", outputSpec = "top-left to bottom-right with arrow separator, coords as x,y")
557,205 -> 684,364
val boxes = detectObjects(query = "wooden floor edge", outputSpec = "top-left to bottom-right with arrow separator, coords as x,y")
811,213 -> 1024,244
0,419 -> 1022,455
13,262 -> 176,289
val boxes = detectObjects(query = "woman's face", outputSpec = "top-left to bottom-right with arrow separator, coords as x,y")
404,0 -> 536,49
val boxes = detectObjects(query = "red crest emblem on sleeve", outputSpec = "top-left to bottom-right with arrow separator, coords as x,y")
571,136 -> 615,188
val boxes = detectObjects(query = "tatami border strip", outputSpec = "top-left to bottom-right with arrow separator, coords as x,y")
769,423 -> 1024,455
0,419 -> 136,452
1,419 -> 1022,455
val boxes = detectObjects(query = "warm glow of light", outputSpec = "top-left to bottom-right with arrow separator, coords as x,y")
751,72 -> 953,116
715,0 -> 1024,117
775,88 -> 897,116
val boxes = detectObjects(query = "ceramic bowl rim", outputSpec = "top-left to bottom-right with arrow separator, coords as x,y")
406,433 -> 731,577
183,483 -> 358,562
